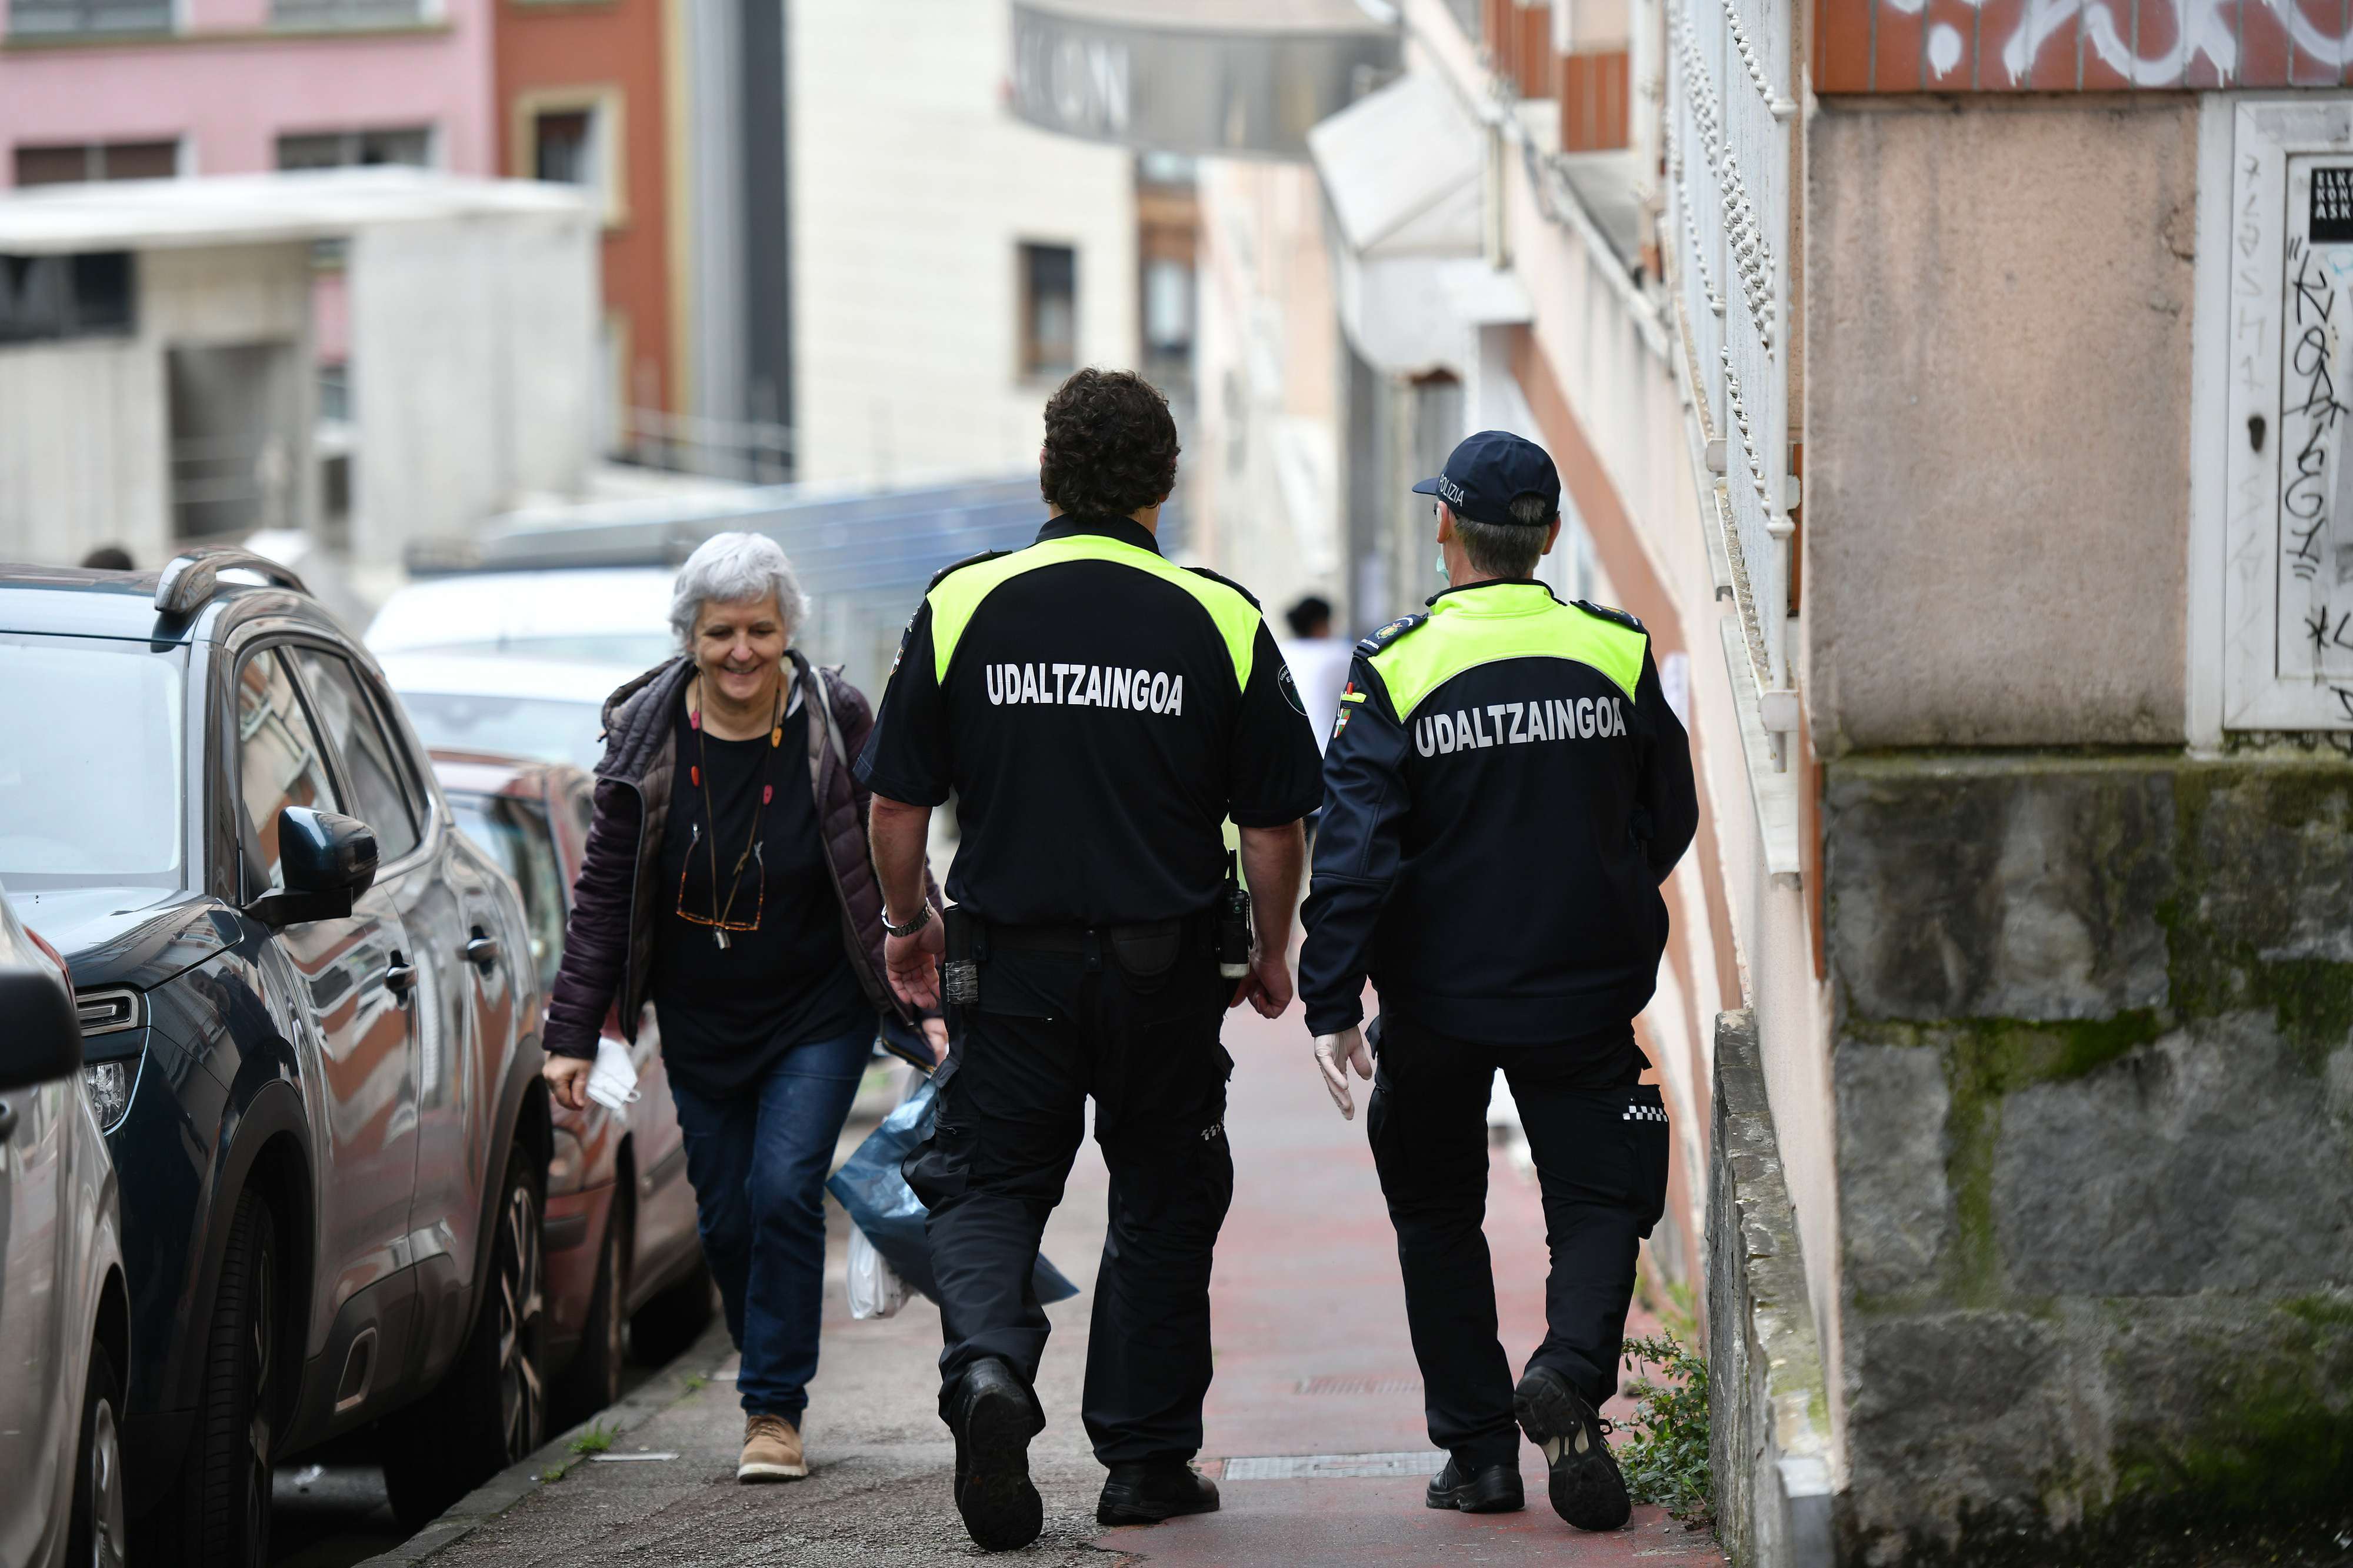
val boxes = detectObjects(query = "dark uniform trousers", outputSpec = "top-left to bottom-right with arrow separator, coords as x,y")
906,918 -> 1235,1466
1367,1013 -> 1671,1470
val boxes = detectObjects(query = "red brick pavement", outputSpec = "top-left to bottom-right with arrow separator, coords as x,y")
1093,997 -> 1722,1567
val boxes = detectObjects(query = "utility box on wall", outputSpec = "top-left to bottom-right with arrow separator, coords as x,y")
2218,99 -> 2353,732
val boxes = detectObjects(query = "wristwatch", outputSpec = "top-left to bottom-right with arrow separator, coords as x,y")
882,902 -> 935,939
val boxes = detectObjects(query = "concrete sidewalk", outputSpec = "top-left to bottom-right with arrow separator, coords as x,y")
425,999 -> 1724,1566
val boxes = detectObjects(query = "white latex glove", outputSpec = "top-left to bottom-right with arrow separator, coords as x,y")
1313,1026 -> 1374,1120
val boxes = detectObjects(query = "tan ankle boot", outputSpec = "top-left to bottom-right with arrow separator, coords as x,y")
738,1412 -> 806,1482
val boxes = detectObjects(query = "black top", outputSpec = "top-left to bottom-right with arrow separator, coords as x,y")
855,515 -> 1323,925
1299,579 -> 1699,1043
652,690 -> 866,1097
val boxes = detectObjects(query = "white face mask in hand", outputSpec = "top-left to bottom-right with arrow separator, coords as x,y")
585,1036 -> 641,1114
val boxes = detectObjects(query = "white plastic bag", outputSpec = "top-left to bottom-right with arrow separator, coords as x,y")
845,1222 -> 912,1320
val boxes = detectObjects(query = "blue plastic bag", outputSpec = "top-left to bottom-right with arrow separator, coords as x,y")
827,1075 -> 1079,1306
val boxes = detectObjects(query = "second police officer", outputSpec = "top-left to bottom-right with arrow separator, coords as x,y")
1299,431 -> 1699,1532
858,369 -> 1324,1553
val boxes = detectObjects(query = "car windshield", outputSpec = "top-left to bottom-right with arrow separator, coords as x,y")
396,691 -> 607,773
401,634 -> 675,668
0,635 -> 186,890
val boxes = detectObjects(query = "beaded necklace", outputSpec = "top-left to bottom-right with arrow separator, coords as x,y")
682,672 -> 785,950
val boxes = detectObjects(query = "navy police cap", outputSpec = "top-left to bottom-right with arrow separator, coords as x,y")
1412,429 -> 1562,526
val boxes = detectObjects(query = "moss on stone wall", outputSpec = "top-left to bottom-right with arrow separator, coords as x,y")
2162,765 -> 2353,1070
2109,1303 -> 2353,1517
1826,753 -> 2353,1563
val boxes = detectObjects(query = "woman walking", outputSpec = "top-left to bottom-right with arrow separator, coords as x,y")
541,532 -> 943,1483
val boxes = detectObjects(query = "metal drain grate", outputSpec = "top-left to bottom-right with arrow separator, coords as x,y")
1294,1375 -> 1422,1396
1222,1451 -> 1444,1482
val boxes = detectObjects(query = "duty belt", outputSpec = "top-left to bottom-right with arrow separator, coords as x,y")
979,915 -> 1189,956
942,908 -> 1208,999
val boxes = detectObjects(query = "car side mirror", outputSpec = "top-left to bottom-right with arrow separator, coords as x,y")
245,807 -> 378,929
0,960 -> 80,1092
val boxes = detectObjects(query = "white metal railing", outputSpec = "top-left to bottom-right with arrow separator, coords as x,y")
615,407 -> 795,486
1667,0 -> 1799,767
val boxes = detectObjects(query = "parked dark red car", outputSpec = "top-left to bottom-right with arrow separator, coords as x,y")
429,752 -> 712,1420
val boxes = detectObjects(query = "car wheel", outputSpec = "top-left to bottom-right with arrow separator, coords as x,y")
382,1146 -> 546,1530
552,1203 -> 628,1430
69,1340 -> 128,1568
626,1250 -> 715,1369
176,1190 -> 276,1568
491,1173 -> 549,1462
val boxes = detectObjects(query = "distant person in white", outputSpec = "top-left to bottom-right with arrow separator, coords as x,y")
1277,595 -> 1354,753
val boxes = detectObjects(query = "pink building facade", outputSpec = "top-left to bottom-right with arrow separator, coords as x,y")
0,0 -> 496,189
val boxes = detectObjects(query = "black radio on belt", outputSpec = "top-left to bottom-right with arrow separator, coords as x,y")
1215,850 -> 1252,980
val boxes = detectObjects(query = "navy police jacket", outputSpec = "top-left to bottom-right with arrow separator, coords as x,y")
1298,579 -> 1699,1042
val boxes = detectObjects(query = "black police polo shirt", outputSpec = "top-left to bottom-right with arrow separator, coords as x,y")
856,514 -> 1322,926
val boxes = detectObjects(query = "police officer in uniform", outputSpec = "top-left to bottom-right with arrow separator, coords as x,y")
1298,430 -> 1698,1532
858,368 -> 1323,1552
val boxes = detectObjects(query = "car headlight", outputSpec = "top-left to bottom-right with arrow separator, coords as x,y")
83,1060 -> 133,1131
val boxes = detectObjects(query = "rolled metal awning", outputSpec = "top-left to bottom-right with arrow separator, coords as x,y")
1009,0 -> 1401,159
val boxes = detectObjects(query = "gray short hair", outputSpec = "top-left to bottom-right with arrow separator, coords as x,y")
1454,492 -> 1556,579
669,532 -> 811,650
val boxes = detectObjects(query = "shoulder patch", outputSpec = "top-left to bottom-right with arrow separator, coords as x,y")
1574,599 -> 1645,632
926,549 -> 1007,592
1354,612 -> 1428,659
1183,564 -> 1264,610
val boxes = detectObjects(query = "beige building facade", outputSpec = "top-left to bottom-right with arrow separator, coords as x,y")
1009,0 -> 2353,1559
786,0 -> 1141,489
1307,3 -> 2353,1566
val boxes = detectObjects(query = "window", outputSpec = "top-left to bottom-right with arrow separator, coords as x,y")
534,111 -> 593,184
4,0 -> 171,39
269,0 -> 424,27
1019,242 -> 1076,379
12,140 -> 176,187
292,649 -> 422,862
1144,258 -> 1193,358
0,253 -> 135,345
514,89 -> 626,225
1138,151 -> 1197,190
235,652 -> 342,896
446,794 -> 566,991
276,128 -> 432,172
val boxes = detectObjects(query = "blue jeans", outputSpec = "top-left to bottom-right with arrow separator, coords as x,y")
668,1022 -> 874,1419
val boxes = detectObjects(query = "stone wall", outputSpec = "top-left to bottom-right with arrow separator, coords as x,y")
1824,753 -> 2353,1564
1710,1009 -> 1834,1568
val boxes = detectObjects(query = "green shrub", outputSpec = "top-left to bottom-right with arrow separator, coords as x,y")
1619,1332 -> 1714,1525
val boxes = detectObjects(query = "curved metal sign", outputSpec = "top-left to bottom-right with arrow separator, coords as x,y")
1009,0 -> 1399,159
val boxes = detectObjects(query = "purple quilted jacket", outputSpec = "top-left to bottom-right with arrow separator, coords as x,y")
542,648 -> 937,1072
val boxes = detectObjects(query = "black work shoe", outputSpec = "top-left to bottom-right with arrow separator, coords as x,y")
1096,1460 -> 1221,1526
948,1360 -> 1045,1552
1424,1456 -> 1525,1513
1515,1365 -> 1631,1532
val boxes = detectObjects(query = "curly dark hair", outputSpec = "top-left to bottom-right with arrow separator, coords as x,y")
1039,368 -> 1180,518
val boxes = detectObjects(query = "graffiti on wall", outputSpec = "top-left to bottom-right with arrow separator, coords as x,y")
1998,0 -> 2347,86
1820,0 -> 2353,92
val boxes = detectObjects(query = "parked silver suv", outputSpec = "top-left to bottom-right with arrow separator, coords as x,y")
0,878 -> 129,1568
